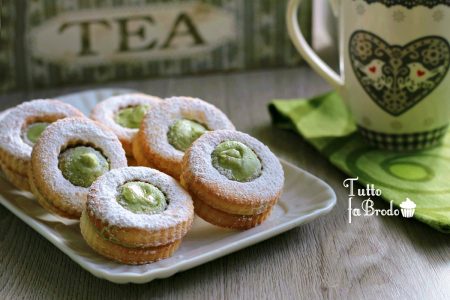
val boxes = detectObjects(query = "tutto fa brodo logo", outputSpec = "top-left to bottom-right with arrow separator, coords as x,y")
343,177 -> 416,223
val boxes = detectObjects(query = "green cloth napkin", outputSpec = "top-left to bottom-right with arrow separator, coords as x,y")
269,92 -> 450,233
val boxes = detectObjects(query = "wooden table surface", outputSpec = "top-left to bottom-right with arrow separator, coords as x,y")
1,67 -> 449,300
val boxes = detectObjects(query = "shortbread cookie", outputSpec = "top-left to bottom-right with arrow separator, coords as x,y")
29,117 -> 127,219
181,130 -> 284,229
133,97 -> 235,178
127,156 -> 139,166
0,99 -> 83,190
81,167 -> 194,264
90,93 -> 162,157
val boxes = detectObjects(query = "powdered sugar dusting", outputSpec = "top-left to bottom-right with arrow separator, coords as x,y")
140,96 -> 235,163
0,99 -> 83,163
31,117 -> 127,213
87,167 -> 194,230
90,93 -> 162,142
184,130 -> 284,206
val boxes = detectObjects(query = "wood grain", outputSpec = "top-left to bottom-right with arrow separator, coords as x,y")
0,67 -> 449,300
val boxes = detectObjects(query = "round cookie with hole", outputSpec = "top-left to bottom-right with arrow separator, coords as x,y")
90,93 -> 162,161
81,167 -> 194,264
0,99 -> 84,191
29,117 -> 127,219
133,96 -> 235,178
181,130 -> 284,229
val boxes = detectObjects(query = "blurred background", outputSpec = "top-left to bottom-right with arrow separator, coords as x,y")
0,0 -> 337,94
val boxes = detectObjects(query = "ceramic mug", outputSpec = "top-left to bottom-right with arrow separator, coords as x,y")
287,0 -> 450,151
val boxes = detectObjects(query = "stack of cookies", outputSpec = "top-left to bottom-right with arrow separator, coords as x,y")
0,93 -> 284,265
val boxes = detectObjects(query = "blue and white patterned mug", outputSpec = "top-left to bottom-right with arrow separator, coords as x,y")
288,0 -> 450,151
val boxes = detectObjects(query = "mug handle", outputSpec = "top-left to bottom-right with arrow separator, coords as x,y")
287,0 -> 344,90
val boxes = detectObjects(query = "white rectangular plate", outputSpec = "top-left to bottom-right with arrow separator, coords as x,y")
0,89 -> 336,284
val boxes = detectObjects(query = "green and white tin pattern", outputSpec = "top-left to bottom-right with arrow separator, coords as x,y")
1,0 -> 311,92
0,0 -> 17,91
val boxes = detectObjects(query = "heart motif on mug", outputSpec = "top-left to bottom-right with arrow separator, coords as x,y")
349,30 -> 450,116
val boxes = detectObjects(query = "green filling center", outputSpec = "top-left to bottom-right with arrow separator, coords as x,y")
114,104 -> 150,129
167,119 -> 207,152
25,122 -> 50,145
117,181 -> 167,214
211,140 -> 262,182
58,146 -> 110,188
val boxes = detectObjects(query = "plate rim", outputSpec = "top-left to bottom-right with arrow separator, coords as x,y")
0,89 -> 336,284
0,159 -> 336,284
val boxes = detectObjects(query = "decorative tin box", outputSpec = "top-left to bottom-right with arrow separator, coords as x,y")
0,0 -> 311,92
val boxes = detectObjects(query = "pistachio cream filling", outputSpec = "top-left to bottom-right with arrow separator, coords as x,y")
167,119 -> 207,152
117,181 -> 167,214
58,146 -> 109,188
212,140 -> 262,182
24,122 -> 50,145
114,104 -> 150,129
